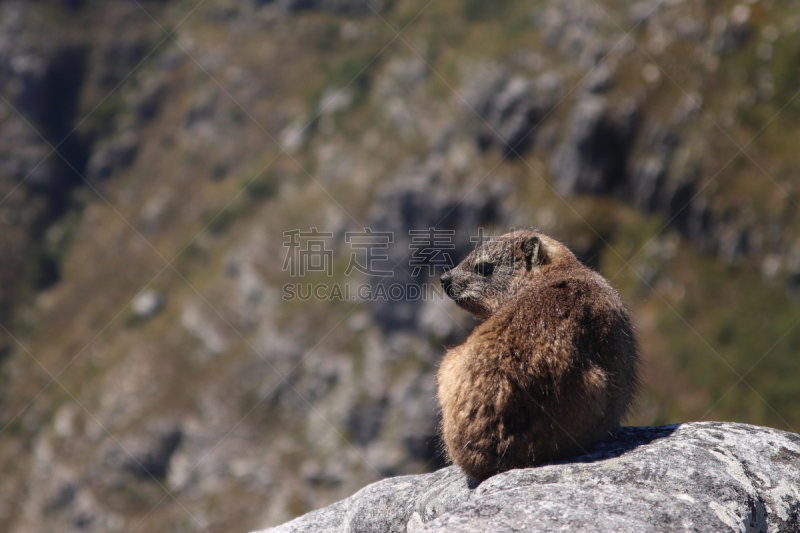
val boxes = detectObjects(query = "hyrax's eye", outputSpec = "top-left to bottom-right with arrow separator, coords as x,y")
474,262 -> 495,277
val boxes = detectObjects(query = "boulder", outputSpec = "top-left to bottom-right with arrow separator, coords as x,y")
255,422 -> 800,532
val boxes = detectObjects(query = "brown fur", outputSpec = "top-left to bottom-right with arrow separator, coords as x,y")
437,230 -> 640,482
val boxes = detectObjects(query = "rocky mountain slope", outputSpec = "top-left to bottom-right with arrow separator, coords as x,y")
1,0 -> 800,531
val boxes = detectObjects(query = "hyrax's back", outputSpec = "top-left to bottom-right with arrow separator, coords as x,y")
437,230 -> 639,482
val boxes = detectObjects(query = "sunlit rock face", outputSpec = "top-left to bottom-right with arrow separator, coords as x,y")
258,422 -> 800,533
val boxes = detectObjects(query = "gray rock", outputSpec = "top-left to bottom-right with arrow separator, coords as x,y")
184,87 -> 219,130
345,396 -> 389,448
279,116 -> 311,154
0,37 -> 90,194
255,422 -> 800,533
628,1 -> 658,26
131,290 -> 164,319
133,76 -> 166,121
102,420 -> 183,481
585,64 -> 615,94
630,122 -> 678,212
86,131 -> 139,181
257,465 -> 470,533
180,299 -> 230,356
711,10 -> 752,55
3,45 -> 86,133
550,94 -> 638,196
277,0 -> 384,14
318,87 -> 354,115
94,38 -> 149,88
468,72 -> 562,157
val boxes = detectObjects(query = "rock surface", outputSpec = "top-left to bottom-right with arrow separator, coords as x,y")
256,422 -> 800,533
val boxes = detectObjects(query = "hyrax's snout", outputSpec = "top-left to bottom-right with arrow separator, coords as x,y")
441,271 -> 455,299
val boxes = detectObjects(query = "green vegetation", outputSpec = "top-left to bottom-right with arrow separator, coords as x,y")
462,0 -> 516,23
242,169 -> 280,201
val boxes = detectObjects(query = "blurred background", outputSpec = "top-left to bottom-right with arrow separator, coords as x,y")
1,0 -> 800,531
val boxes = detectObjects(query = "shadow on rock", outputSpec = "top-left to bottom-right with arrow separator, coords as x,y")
563,423 -> 680,465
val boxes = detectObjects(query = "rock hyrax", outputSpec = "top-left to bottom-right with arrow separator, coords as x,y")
437,229 -> 639,481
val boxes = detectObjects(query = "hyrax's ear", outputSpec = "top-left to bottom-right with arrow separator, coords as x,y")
521,235 -> 543,270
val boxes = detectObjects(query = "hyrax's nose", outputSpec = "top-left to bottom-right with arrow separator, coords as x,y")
440,271 -> 453,296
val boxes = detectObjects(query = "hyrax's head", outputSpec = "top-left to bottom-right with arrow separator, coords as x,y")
440,230 -> 577,319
